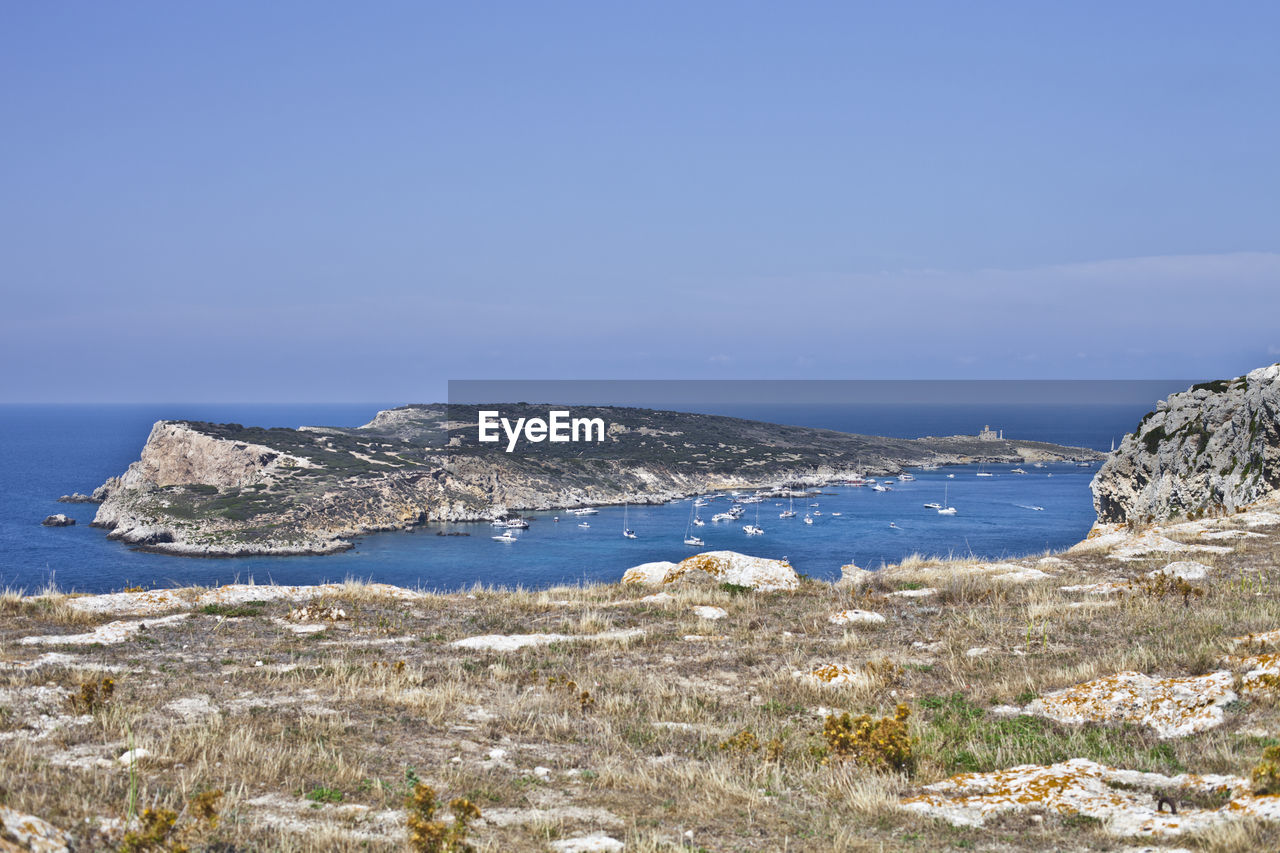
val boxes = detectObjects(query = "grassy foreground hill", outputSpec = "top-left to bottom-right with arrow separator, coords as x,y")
4,504 -> 1280,851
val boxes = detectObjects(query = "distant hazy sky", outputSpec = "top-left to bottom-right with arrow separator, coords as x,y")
3,2 -> 1278,402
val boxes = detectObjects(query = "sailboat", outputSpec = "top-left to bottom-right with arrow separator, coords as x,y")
743,501 -> 764,535
683,501 -> 704,546
976,463 -> 993,478
937,483 -> 957,515
779,491 -> 796,519
803,514 -> 813,525
622,502 -> 637,539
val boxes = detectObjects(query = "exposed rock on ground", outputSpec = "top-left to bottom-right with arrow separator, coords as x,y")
900,758 -> 1280,837
1023,671 -> 1238,738
828,609 -> 886,626
0,806 -> 72,852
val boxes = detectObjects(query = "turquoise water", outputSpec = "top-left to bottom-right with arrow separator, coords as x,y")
0,403 -> 1134,593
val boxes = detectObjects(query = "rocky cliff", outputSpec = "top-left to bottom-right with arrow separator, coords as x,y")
1092,364 -> 1280,524
87,404 -> 1101,556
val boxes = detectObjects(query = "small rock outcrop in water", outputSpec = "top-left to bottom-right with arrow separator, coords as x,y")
1093,364 -> 1280,523
41,513 -> 75,527
57,492 -> 98,503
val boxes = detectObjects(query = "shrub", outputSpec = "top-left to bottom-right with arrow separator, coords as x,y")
119,808 -> 180,853
406,784 -> 481,853
547,675 -> 595,712
305,786 -> 343,804
718,729 -> 760,753
1130,573 -> 1204,607
822,704 -> 913,771
1253,745 -> 1280,794
69,677 -> 114,714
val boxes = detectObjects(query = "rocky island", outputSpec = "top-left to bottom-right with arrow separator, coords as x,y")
4,367 -> 1280,851
82,405 -> 1101,557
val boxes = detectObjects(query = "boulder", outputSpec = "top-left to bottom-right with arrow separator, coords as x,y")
40,514 -> 75,527
838,562 -> 876,589
620,561 -> 677,585
622,551 -> 799,592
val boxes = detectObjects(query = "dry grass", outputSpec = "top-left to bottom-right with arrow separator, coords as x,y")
3,523 -> 1280,850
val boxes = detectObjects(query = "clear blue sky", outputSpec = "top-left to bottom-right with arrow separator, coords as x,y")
2,1 -> 1277,402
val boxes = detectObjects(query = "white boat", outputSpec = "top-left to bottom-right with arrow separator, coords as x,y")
871,484 -> 888,492
682,501 -> 704,547
946,473 -> 955,479
492,530 -> 519,542
743,525 -> 764,536
831,512 -> 842,516
889,522 -> 898,529
898,472 -> 915,481
1010,468 -> 1027,475
693,498 -> 709,507
712,512 -> 735,522
804,514 -> 813,525
505,518 -> 529,529
976,464 -> 994,478
578,521 -> 590,528
490,519 -> 510,527
692,517 -> 705,527
812,510 -> 822,516
809,503 -> 820,507
568,507 -> 599,516
779,492 -> 796,519
923,502 -> 941,509
622,503 -> 636,539
937,484 -> 956,515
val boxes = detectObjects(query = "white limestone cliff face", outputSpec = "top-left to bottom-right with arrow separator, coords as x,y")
120,421 -> 314,490
1092,364 -> 1280,524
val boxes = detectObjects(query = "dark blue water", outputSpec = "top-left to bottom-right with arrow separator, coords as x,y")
0,403 -> 1144,594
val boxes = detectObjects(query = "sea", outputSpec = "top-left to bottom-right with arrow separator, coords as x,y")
0,402 -> 1151,595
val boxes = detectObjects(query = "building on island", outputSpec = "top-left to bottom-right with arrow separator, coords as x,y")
978,425 -> 1003,441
